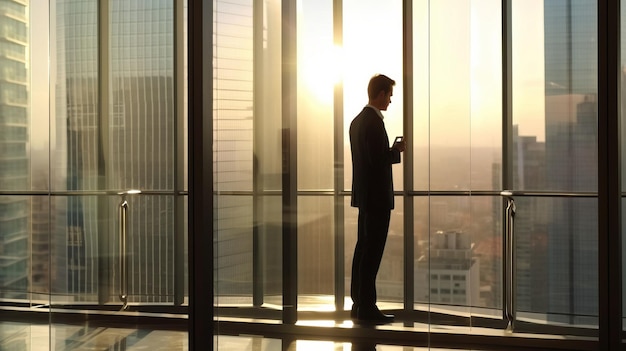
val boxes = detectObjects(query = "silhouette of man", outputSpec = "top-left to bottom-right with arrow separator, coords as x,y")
349,74 -> 405,324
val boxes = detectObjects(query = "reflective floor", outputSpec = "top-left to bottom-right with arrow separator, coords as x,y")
0,319 -> 596,351
0,322 -> 186,350
0,321 -> 500,351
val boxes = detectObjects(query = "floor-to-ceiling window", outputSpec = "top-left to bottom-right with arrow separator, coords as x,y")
2,0 -> 626,349
211,0 -> 611,344
512,0 -> 599,329
412,0 -> 503,330
49,0 -> 184,308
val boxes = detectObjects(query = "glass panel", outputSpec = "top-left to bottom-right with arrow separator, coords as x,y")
0,0 -> 30,194
414,196 -> 429,309
512,1 -> 597,193
413,0 -> 429,191
214,195 -> 253,304
428,0 -> 471,192
343,0 -> 404,192
109,1 -> 175,192
213,0 -> 283,315
31,196 -> 51,302
422,196 -> 474,325
51,1 -> 98,192
511,0 -> 598,333
49,0 -> 181,307
515,197 -> 598,327
50,195 -> 101,304
296,0 -> 336,312
257,195 -> 283,308
257,0 -> 283,310
298,196 -> 334,311
0,195 -> 30,299
213,0 -> 255,310
49,194 -> 177,306
297,0 -> 334,191
214,0 -> 253,194
423,0 -> 501,192
32,2 -> 51,192
470,1 -> 502,192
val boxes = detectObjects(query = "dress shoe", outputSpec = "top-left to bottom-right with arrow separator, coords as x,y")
350,305 -> 359,319
355,306 -> 394,324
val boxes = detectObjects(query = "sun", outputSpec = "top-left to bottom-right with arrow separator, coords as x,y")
300,44 -> 343,105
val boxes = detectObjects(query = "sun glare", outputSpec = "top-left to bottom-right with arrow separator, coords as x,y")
301,44 -> 343,105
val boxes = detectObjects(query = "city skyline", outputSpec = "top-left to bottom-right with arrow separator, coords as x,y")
0,0 -> 616,325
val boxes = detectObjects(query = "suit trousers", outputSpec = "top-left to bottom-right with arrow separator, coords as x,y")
350,208 -> 391,309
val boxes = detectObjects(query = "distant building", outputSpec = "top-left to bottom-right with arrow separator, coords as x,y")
0,0 -> 29,299
544,1 -> 598,325
416,231 -> 479,305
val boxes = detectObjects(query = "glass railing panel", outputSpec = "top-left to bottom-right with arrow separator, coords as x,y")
0,195 -> 30,301
49,194 -> 106,305
213,192 -> 282,313
255,194 -> 283,309
514,196 -> 598,328
30,195 -> 51,304
212,0 -> 284,317
49,194 -> 178,307
297,195 -> 335,311
214,195 -> 253,306
419,195 -> 475,328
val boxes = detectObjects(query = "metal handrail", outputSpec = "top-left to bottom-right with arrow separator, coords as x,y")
501,190 -> 516,331
118,189 -> 140,310
118,197 -> 129,310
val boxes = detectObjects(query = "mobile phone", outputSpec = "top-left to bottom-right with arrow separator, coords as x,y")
394,136 -> 404,144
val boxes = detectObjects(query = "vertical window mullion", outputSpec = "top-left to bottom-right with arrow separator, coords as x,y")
402,0 -> 415,314
173,0 -> 185,306
188,0 -> 214,349
333,0 -> 345,314
282,0 -> 298,325
597,0 -> 621,349
97,0 -> 112,306
501,0 -> 513,324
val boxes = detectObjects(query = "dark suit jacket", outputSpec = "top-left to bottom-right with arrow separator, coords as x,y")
350,106 -> 401,211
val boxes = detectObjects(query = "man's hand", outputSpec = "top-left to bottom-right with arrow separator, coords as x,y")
392,139 -> 406,152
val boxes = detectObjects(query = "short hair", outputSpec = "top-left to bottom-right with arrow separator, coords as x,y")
367,74 -> 396,100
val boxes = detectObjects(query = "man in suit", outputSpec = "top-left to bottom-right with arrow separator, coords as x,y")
349,74 -> 406,324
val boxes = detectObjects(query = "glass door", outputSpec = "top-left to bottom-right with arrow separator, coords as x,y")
509,0 -> 599,332
410,0 -> 503,333
48,0 -> 186,313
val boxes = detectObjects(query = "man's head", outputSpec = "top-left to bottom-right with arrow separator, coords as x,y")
367,74 -> 395,111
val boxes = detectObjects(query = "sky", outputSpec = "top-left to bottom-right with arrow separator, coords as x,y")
299,0 -> 547,148
30,0 -> 51,151
28,0 -> 547,153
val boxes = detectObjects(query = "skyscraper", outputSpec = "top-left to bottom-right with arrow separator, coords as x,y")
544,1 -> 598,324
416,231 -> 479,305
0,0 -> 29,299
